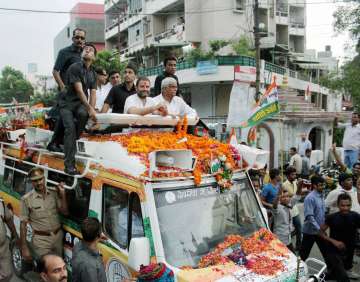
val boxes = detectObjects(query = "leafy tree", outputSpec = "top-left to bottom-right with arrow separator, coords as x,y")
231,36 -> 255,57
184,47 -> 215,65
30,89 -> 57,107
334,4 -> 360,40
93,49 -> 126,74
209,40 -> 229,52
0,66 -> 34,103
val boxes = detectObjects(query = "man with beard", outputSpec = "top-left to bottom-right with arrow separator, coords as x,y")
39,254 -> 68,282
58,43 -> 97,175
124,76 -> 166,116
20,168 -> 68,263
47,28 -> 86,152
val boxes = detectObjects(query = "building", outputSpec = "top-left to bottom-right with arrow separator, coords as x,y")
54,2 -> 105,59
104,0 -> 306,67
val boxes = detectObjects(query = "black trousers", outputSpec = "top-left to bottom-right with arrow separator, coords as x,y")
60,103 -> 88,169
300,234 -> 351,282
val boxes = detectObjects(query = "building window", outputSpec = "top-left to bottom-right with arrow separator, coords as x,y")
67,27 -> 70,38
234,0 -> 245,11
103,184 -> 144,249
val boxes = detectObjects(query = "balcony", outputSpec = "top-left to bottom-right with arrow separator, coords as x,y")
288,0 -> 305,7
145,0 -> 182,14
105,0 -> 127,12
289,22 -> 305,36
153,24 -> 185,44
276,11 -> 289,25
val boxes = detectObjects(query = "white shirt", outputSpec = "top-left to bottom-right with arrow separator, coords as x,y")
338,122 -> 360,151
95,82 -> 112,111
124,94 -> 156,114
152,94 -> 197,118
298,139 -> 312,156
325,186 -> 360,214
289,153 -> 303,174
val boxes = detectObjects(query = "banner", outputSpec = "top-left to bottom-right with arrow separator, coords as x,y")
227,72 -> 279,128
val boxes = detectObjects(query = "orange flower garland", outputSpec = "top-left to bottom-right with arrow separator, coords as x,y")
87,118 -> 243,185
197,229 -> 287,276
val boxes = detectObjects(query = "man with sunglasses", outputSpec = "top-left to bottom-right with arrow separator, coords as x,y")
59,43 -> 98,175
48,28 -> 86,153
53,28 -> 86,91
19,168 -> 68,264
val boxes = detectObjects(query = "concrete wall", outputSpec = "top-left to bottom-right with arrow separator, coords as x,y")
265,119 -> 333,167
190,84 -> 215,118
185,0 -> 254,49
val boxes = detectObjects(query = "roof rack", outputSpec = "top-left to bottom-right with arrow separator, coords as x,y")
0,141 -> 97,189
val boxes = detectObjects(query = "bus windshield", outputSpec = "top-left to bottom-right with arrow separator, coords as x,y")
153,177 -> 267,268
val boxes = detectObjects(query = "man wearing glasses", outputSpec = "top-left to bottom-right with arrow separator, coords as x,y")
59,43 -> 98,175
48,28 -> 86,153
19,168 -> 68,264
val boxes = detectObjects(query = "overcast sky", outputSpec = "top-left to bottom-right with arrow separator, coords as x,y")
0,0 -> 353,76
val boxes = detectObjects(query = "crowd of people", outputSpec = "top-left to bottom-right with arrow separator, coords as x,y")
46,27 -> 197,176
249,116 -> 360,281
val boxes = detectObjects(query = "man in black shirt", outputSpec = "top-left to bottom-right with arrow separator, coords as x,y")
320,193 -> 360,281
101,63 -> 137,113
59,43 -> 97,175
48,28 -> 86,152
153,56 -> 180,96
53,28 -> 86,91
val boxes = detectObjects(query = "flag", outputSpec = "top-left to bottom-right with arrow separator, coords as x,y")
229,128 -> 238,146
305,85 -> 311,102
240,77 -> 280,128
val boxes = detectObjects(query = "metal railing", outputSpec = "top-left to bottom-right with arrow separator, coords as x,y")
0,142 -> 96,189
138,55 -> 306,80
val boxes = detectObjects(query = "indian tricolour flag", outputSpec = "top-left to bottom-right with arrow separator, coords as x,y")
240,78 -> 280,128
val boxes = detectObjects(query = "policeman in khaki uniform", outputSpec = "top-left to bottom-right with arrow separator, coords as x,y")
20,167 -> 68,262
0,199 -> 18,281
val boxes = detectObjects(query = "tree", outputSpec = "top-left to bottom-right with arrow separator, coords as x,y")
93,49 -> 126,74
30,89 -> 57,107
231,36 -> 255,57
332,2 -> 360,110
0,66 -> 34,103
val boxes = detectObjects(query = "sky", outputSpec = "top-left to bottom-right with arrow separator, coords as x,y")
0,0 -> 354,76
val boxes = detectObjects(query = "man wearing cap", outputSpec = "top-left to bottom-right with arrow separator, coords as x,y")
325,172 -> 360,214
20,168 -> 68,263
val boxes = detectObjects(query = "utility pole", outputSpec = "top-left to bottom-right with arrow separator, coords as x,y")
254,0 -> 261,102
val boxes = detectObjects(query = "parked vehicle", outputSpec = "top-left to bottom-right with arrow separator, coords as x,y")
0,114 -> 325,281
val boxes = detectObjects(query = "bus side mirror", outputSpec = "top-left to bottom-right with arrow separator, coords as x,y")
128,237 -> 150,271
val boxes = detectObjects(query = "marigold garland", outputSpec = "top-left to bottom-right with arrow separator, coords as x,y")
197,229 -> 287,276
87,117 -> 245,186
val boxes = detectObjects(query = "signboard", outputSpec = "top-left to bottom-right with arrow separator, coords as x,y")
196,60 -> 218,75
234,65 -> 256,83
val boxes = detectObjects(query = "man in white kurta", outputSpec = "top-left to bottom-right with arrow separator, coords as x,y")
124,77 -> 165,115
153,77 -> 197,118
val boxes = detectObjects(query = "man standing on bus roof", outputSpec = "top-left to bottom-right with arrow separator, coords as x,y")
58,43 -> 97,175
153,55 -> 180,97
47,28 -> 86,153
20,168 -> 68,262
